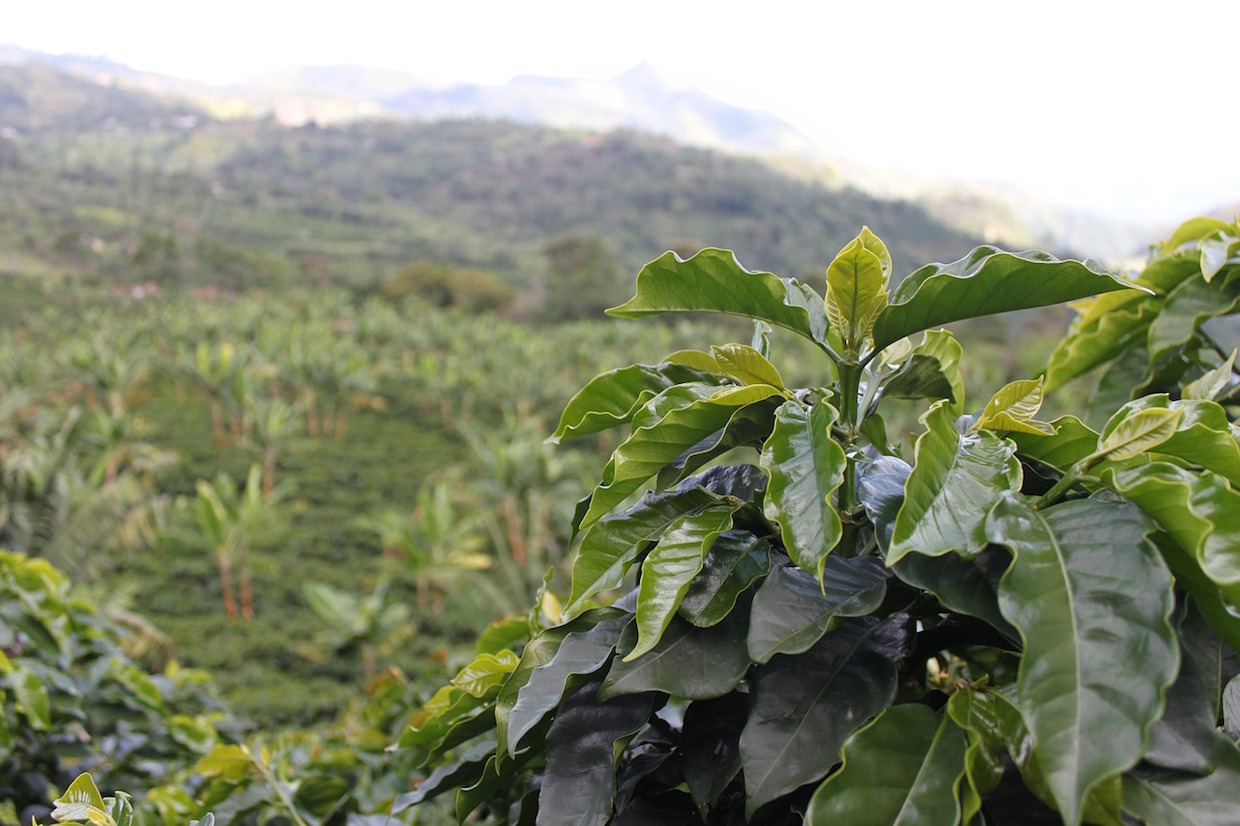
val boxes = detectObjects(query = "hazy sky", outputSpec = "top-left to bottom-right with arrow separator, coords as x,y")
8,1 -> 1239,225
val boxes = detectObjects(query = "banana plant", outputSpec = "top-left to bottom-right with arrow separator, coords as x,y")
193,464 -> 288,621
397,223 -> 1240,825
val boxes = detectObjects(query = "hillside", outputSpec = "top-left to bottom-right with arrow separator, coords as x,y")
0,61 -> 983,298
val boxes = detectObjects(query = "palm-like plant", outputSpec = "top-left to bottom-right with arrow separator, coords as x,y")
193,464 -> 288,621
357,479 -> 490,615
302,576 -> 412,679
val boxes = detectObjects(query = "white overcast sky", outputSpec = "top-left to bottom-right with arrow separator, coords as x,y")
7,0 -> 1239,225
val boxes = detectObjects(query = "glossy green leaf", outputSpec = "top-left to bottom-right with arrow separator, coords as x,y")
1199,230 -> 1240,282
1094,406 -> 1182,461
805,704 -> 967,825
602,608 -> 749,700
609,248 -> 827,344
1147,275 -> 1240,365
948,688 -> 1025,822
1101,396 -> 1240,486
679,530 -> 771,627
504,610 -> 629,755
872,246 -> 1132,352
1007,415 -> 1100,471
1101,462 -> 1240,609
628,505 -> 738,660
887,400 -> 1020,564
986,495 -> 1178,826
711,343 -> 786,390
746,556 -> 890,663
1151,531 -> 1240,656
893,552 -> 1015,639
580,382 -> 783,530
878,330 -> 964,411
1144,633 -> 1225,775
1123,749 -> 1240,826
739,614 -> 913,816
538,680 -> 659,826
760,400 -> 846,575
973,377 -> 1054,436
826,227 -> 890,353
566,465 -> 765,615
450,650 -> 520,698
681,693 -> 748,819
1044,294 -> 1157,391
1183,348 -> 1237,401
653,397 -> 781,491
550,362 -> 719,443
1159,217 -> 1236,253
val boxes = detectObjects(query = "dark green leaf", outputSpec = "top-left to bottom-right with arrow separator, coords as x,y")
581,383 -> 783,530
504,611 -> 629,755
987,495 -> 1178,826
538,681 -> 659,826
391,743 -> 494,812
566,465 -> 765,615
679,530 -> 771,627
947,688 -> 1025,822
880,353 -> 958,404
551,362 -> 721,443
629,505 -> 739,660
888,401 -> 1020,564
655,397 -> 781,490
681,693 -> 748,819
746,556 -> 890,663
893,553 -> 1015,639
760,400 -> 847,575
873,247 -> 1132,352
609,248 -> 828,344
602,608 -> 749,700
805,703 -> 967,825
1123,749 -> 1240,826
739,614 -> 913,816
856,455 -> 910,553
1145,632 -> 1226,775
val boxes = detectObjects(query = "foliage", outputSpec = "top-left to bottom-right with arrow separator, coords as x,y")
377,260 -> 515,313
0,551 -> 226,824
399,221 -> 1240,824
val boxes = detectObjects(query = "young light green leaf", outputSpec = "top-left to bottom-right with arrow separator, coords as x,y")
825,227 -> 890,354
872,247 -> 1135,352
986,495 -> 1178,826
579,383 -> 783,531
51,773 -> 114,825
627,505 -> 739,660
1183,349 -> 1237,401
1101,396 -> 1240,485
1159,216 -> 1236,253
805,704 -> 967,826
1094,406 -> 1183,461
887,401 -> 1021,565
711,343 -> 786,390
609,248 -> 828,344
760,400 -> 847,576
1199,230 -> 1240,283
972,377 -> 1055,436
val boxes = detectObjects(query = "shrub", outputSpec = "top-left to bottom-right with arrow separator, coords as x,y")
395,220 -> 1240,825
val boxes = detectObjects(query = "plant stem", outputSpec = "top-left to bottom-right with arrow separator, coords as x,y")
837,361 -> 863,554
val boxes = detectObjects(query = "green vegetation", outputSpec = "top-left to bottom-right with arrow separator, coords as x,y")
398,219 -> 1240,824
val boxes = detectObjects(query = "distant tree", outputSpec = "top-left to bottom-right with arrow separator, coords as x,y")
379,261 -> 514,313
540,234 -> 625,321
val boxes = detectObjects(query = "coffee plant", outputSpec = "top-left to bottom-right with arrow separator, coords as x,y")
396,220 -> 1240,825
